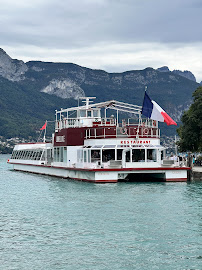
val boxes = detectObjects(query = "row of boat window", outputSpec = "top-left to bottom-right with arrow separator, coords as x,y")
11,150 -> 44,160
51,147 -> 160,164
78,148 -> 158,163
10,147 -> 161,163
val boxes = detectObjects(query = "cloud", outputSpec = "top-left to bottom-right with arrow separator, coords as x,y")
0,0 -> 202,81
1,0 -> 202,48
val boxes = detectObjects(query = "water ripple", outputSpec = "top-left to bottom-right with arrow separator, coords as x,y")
0,155 -> 202,270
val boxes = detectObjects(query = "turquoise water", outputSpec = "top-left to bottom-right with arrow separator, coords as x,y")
1,155 -> 202,270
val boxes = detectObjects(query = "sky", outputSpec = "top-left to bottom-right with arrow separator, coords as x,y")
1,0 -> 202,82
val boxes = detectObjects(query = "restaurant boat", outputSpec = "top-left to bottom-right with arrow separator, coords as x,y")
8,97 -> 190,183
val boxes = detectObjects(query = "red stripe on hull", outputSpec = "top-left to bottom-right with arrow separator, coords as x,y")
8,162 -> 191,172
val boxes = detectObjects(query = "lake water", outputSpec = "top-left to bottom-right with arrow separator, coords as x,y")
1,154 -> 202,270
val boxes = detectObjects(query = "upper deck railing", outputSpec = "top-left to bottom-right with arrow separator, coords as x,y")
55,116 -> 158,130
84,124 -> 160,139
55,116 -> 159,139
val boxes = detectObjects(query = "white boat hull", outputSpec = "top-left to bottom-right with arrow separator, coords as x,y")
11,163 -> 189,183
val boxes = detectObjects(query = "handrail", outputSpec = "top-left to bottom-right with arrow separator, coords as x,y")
55,117 -> 157,131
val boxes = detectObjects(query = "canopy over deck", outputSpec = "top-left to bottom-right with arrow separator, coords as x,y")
57,97 -> 142,116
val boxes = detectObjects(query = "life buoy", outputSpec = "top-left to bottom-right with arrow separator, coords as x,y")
120,127 -> 127,135
153,120 -> 156,126
143,128 -> 149,135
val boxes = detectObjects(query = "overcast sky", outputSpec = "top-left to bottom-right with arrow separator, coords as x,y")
1,0 -> 202,82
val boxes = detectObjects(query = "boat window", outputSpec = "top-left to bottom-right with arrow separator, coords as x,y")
60,147 -> 64,162
132,149 -> 145,162
93,110 -> 98,117
36,151 -> 40,160
84,150 -> 87,162
21,151 -> 25,158
117,149 -> 123,160
54,148 -> 60,162
39,151 -> 43,160
88,150 -> 91,163
161,150 -> 164,160
91,150 -> 100,163
41,150 -> 46,161
147,149 -> 157,162
80,110 -> 86,117
102,149 -> 115,162
16,151 -> 19,159
22,151 -> 26,159
87,111 -> 92,117
27,151 -> 31,159
63,147 -> 67,163
54,148 -> 57,162
29,151 -> 33,159
29,151 -> 32,159
126,150 -> 131,162
32,151 -> 36,160
77,149 -> 83,163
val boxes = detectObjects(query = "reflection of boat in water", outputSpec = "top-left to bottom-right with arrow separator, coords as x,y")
8,96 -> 190,183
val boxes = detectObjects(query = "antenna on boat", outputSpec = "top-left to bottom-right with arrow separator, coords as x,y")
79,97 -> 96,109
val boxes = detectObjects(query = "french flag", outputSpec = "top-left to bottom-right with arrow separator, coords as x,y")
142,92 -> 177,126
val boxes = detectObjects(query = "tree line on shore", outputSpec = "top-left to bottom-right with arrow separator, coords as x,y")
177,86 -> 202,153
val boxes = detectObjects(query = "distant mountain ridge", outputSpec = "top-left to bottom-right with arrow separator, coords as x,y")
0,48 -> 200,138
157,66 -> 196,82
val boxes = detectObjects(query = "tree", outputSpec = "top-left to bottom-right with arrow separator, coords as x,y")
177,86 -> 202,152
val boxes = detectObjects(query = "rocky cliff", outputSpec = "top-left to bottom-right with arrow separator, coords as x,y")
157,66 -> 196,82
0,48 -> 28,81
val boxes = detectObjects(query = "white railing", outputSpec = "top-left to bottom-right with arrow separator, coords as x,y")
55,117 -> 117,130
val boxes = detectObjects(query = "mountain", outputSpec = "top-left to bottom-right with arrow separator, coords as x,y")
157,66 -> 196,82
0,48 -> 28,81
0,49 -> 200,138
